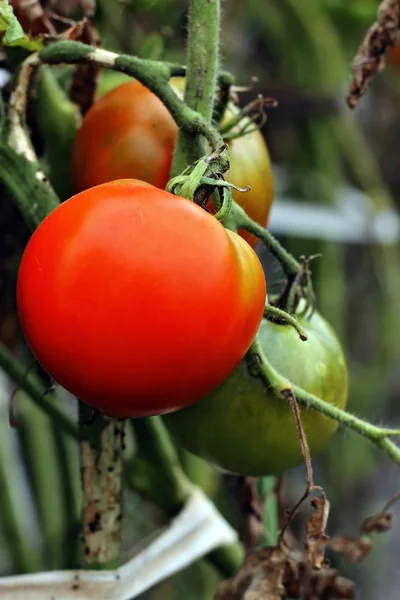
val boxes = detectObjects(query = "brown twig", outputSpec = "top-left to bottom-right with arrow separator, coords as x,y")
279,389 -> 319,540
238,477 -> 264,551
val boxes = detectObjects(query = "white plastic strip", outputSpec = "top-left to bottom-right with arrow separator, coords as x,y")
0,487 -> 238,600
268,188 -> 400,244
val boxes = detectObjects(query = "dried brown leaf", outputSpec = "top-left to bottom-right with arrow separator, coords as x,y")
305,493 -> 330,569
215,548 -> 286,600
329,535 -> 372,564
361,511 -> 392,534
347,0 -> 400,108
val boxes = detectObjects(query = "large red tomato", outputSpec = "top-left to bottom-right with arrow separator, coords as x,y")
71,79 -> 274,247
17,180 -> 266,418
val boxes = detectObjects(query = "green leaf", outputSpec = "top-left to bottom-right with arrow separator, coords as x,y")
0,0 -> 43,50
0,0 -> 24,43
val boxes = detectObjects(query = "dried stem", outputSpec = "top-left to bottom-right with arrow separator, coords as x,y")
79,404 -> 124,568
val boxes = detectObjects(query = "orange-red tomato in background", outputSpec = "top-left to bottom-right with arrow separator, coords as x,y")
71,79 -> 274,247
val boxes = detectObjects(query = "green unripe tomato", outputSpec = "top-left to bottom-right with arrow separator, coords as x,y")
163,310 -> 348,476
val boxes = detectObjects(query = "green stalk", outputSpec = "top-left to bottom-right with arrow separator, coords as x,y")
52,428 -> 81,568
170,0 -> 221,175
0,344 -> 78,439
35,66 -> 79,200
17,393 -> 66,569
0,403 -> 41,573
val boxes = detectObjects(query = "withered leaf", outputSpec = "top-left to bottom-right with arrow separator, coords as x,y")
361,511 -> 392,534
215,548 -> 286,600
329,535 -> 372,564
347,0 -> 400,108
305,493 -> 330,569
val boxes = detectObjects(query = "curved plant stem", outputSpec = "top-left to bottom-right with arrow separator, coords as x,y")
230,201 -> 301,276
171,0 -> 221,174
0,343 -> 78,439
264,304 -> 308,341
17,395 -> 66,569
0,410 -> 41,573
249,336 -> 400,467
38,42 -> 224,151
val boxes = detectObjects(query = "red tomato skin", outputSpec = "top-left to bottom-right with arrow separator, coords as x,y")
17,180 -> 266,418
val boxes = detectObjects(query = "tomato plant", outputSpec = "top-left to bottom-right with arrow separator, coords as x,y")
71,78 -> 274,247
164,308 -> 348,476
16,179 -> 266,418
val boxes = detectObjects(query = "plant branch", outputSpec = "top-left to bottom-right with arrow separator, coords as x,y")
38,41 -> 224,151
0,343 -> 78,439
171,0 -> 221,174
230,201 -> 301,277
79,404 -> 124,569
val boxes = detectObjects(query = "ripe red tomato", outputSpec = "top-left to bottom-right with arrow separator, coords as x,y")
164,308 -> 348,476
71,79 -> 274,247
17,180 -> 266,418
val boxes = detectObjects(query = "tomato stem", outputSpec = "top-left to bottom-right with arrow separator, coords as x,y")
228,201 -> 301,277
263,304 -> 308,341
248,335 -> 400,469
37,41 -> 225,153
170,0 -> 222,175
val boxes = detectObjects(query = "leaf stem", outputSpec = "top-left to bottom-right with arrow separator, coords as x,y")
249,336 -> 400,468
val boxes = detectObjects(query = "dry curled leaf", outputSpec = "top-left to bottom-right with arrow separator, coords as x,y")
215,548 -> 286,600
347,0 -> 400,108
329,535 -> 372,564
305,493 -> 330,570
361,511 -> 392,534
216,544 -> 355,600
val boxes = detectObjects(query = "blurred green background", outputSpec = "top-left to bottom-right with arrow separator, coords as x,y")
1,0 -> 400,598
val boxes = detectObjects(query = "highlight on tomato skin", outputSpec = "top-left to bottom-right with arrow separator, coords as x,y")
163,306 -> 348,477
71,77 -> 274,248
16,179 -> 267,418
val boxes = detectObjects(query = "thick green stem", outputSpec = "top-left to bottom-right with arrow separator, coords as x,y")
35,66 -> 80,200
0,408 -> 41,573
0,344 -> 78,439
0,144 -> 59,230
171,0 -> 221,174
17,394 -> 67,569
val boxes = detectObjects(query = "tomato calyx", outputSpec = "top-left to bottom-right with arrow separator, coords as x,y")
167,144 -> 250,222
218,95 -> 278,141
